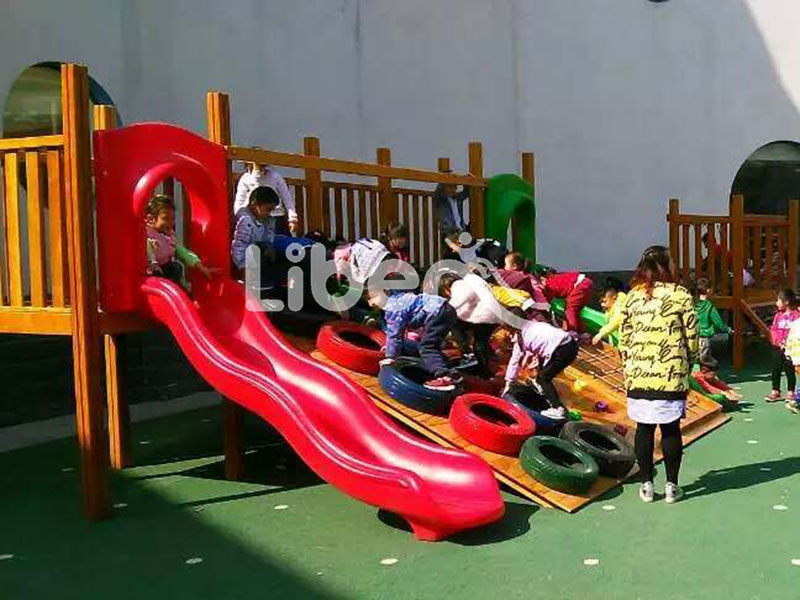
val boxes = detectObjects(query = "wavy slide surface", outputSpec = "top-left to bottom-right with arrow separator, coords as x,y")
141,275 -> 505,540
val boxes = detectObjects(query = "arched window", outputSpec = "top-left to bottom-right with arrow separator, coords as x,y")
731,141 -> 800,215
2,61 -> 119,138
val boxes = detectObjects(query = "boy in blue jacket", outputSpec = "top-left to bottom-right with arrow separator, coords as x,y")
367,289 -> 467,391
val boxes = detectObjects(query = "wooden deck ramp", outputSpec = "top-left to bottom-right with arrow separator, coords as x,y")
290,336 -> 729,512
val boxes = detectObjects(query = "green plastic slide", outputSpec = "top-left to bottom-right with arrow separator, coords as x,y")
484,174 -> 536,262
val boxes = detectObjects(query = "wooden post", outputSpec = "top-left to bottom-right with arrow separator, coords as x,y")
517,152 -> 535,254
731,194 -> 745,370
93,105 -> 130,470
434,158 -> 450,262
62,64 -> 109,518
668,198 -> 680,278
468,142 -> 484,239
304,137 -> 325,233
207,91 -> 245,481
789,199 -> 799,292
377,147 -> 396,234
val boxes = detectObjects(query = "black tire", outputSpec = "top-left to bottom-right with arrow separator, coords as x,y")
378,357 -> 459,415
559,421 -> 635,479
519,436 -> 599,495
502,383 -> 566,436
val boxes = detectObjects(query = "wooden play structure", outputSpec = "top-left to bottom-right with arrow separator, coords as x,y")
0,64 -> 535,517
667,195 -> 800,369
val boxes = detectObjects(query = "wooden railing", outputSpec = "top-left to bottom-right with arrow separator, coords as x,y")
668,194 -> 800,370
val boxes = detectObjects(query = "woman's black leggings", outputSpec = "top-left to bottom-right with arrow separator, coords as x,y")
771,346 -> 796,392
634,419 -> 683,484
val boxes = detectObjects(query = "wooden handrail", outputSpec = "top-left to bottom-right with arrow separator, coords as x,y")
227,145 -> 486,187
0,134 -> 64,151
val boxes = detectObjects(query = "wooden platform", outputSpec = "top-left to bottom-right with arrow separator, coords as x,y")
289,336 -> 729,512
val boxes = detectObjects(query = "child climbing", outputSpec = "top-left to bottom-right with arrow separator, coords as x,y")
439,272 -> 505,377
145,195 -> 216,290
691,277 -> 732,362
540,268 -> 593,334
692,356 -> 742,403
231,186 -> 281,285
234,160 -> 299,235
766,288 -> 800,403
380,221 -> 411,264
592,277 -> 628,345
495,252 -> 550,312
501,314 -> 579,420
368,287 -> 467,391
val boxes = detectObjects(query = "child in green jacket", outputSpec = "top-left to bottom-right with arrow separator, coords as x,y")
692,278 -> 732,362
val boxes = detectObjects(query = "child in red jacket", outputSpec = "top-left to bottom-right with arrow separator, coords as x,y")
540,268 -> 593,333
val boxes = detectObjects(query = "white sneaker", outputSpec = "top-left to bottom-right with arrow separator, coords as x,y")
541,407 -> 566,420
665,483 -> 684,504
639,481 -> 654,503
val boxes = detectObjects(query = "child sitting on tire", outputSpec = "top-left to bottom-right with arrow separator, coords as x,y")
367,286 -> 468,391
501,310 -> 579,420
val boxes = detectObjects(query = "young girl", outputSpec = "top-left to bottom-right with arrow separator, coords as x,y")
496,252 -> 550,312
380,221 -> 410,264
540,268 -> 594,334
501,315 -> 579,420
765,288 -> 800,402
145,195 -> 215,290
234,161 -> 298,235
231,186 -> 280,283
592,277 -> 628,345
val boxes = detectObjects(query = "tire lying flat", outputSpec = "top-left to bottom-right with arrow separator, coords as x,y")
559,421 -> 635,479
502,384 -> 566,436
519,436 -> 599,495
449,394 -> 536,455
316,321 -> 386,375
379,357 -> 458,415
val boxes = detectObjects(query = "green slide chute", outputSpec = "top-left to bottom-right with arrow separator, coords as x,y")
550,298 -> 619,347
484,174 -> 536,262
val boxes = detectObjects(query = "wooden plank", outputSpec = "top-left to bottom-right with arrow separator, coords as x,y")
789,200 -> 799,291
668,198 -> 680,277
707,224 -> 716,293
105,334 -> 131,469
303,137 -> 324,233
0,306 -> 72,334
719,222 -> 729,296
47,151 -> 69,307
62,63 -> 109,519
753,225 -> 763,286
468,141 -> 485,239
4,153 -> 23,306
26,152 -> 47,306
357,189 -> 367,239
405,193 -> 414,264
346,188 -> 356,241
333,185 -> 344,239
681,224 -> 690,282
0,134 -> 63,151
421,194 -> 430,267
777,226 -> 787,281
730,195 -> 746,370
376,148 -> 396,233
229,145 -> 486,188
694,223 -> 703,281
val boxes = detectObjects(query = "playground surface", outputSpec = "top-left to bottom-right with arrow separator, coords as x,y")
2,348 -> 799,600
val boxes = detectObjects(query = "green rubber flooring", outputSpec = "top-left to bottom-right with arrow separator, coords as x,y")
2,349 -> 799,600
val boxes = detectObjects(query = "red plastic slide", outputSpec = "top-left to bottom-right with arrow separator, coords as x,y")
93,122 -> 504,540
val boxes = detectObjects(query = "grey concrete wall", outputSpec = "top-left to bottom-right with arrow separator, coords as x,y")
2,0 -> 800,270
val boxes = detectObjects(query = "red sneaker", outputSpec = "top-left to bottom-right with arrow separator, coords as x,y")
765,390 -> 781,402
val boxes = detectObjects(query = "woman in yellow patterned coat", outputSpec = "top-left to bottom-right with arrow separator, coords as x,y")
619,246 -> 698,505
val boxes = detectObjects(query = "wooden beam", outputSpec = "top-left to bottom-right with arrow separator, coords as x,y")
468,141 -> 485,239
730,195 -> 745,370
47,150 -> 69,307
0,134 -> 64,151
26,152 -> 47,306
303,137 -> 324,232
789,199 -> 799,291
0,306 -> 73,334
376,147 -> 396,234
227,145 -> 486,188
62,63 -> 109,518
668,198 -> 680,277
4,153 -> 23,306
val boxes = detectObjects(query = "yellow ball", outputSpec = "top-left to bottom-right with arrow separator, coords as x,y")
573,380 -> 587,392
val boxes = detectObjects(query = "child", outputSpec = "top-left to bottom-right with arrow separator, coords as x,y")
692,277 -> 732,362
433,175 -> 470,236
766,288 -> 800,402
231,186 -> 281,284
333,238 -> 392,286
369,288 -> 467,391
234,161 -> 299,235
502,316 -> 579,420
439,272 -> 506,377
495,252 -> 550,312
540,268 -> 594,333
692,356 -> 742,402
145,195 -> 215,290
784,318 -> 800,412
592,277 -> 628,345
380,221 -> 410,264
